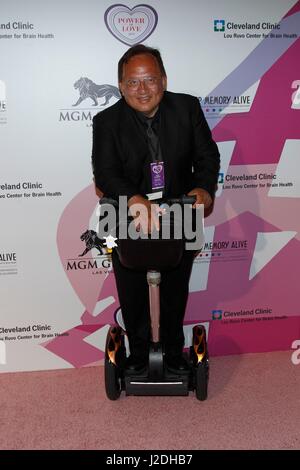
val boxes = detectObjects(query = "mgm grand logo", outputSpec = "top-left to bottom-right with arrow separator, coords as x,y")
59,77 -> 121,122
66,230 -> 112,272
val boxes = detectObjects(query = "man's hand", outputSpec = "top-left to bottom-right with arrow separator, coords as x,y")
187,188 -> 212,209
128,194 -> 160,234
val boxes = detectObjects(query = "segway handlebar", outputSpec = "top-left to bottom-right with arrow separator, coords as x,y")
100,195 -> 197,207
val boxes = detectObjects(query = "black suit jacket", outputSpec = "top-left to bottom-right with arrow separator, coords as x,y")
92,91 -> 220,200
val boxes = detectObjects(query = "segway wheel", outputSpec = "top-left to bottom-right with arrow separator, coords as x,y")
104,326 -> 125,400
105,360 -> 121,400
195,361 -> 209,401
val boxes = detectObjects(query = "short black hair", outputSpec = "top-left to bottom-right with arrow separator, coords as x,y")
118,44 -> 166,82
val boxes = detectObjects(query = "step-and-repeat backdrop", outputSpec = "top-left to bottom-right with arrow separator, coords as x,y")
1,0 -> 300,372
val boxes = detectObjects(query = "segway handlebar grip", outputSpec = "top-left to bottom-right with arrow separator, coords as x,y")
162,195 -> 196,206
100,195 -> 197,207
99,197 -> 119,207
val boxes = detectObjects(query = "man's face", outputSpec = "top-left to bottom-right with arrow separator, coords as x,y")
119,53 -> 167,117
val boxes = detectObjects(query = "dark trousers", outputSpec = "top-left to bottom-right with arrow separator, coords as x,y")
112,249 -> 195,359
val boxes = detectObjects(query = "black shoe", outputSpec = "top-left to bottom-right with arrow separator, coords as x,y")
125,355 -> 148,375
165,354 -> 190,375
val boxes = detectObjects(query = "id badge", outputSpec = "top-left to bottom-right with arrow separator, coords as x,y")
150,161 -> 165,190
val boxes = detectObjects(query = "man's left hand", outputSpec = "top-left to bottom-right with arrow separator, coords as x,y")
187,188 -> 212,209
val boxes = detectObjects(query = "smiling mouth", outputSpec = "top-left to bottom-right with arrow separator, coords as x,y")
138,96 -> 151,103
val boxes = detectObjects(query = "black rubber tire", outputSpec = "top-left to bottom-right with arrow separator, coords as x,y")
195,361 -> 209,401
104,326 -> 125,401
105,359 -> 121,400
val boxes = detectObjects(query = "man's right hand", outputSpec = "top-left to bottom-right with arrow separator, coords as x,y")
128,194 -> 161,234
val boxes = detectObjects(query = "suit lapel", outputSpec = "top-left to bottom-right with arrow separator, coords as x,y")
119,100 -> 149,174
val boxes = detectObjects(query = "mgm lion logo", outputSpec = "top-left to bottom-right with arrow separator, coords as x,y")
79,230 -> 110,257
73,77 -> 121,107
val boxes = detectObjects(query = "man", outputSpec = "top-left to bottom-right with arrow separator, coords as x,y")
92,45 -> 220,374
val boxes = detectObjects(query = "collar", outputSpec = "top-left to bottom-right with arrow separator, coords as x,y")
135,107 -> 161,127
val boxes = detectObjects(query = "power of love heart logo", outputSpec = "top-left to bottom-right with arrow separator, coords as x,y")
153,164 -> 162,174
104,4 -> 158,46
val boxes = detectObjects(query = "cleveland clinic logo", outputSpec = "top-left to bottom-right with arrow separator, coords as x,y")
214,20 -> 225,32
104,4 -> 158,45
212,310 -> 223,320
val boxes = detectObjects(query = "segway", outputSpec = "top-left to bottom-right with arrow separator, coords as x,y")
103,196 -> 209,400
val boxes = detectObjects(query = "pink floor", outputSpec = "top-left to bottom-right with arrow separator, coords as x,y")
0,350 -> 299,450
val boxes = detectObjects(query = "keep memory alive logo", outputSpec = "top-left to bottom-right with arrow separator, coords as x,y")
59,77 -> 121,123
104,4 -> 158,46
0,252 -> 17,276
0,80 -> 7,124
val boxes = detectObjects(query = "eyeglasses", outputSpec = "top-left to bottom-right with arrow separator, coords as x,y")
124,77 -> 161,90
